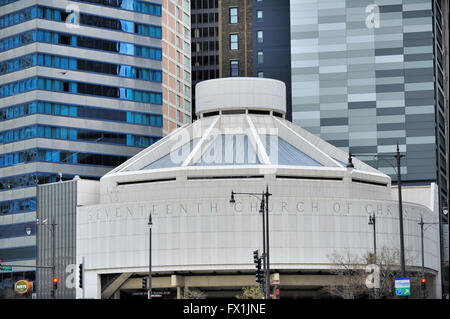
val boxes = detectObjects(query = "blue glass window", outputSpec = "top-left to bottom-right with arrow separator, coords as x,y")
44,31 -> 51,42
45,8 -> 52,19
1,100 -> 162,129
60,57 -> 68,68
0,29 -> 162,62
44,103 -> 51,113
53,9 -> 60,21
60,127 -> 67,139
69,106 -> 77,116
69,58 -> 77,70
69,129 -> 77,140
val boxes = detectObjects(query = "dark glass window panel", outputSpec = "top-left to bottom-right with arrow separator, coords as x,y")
230,8 -> 238,23
230,60 -> 238,77
67,0 -> 162,16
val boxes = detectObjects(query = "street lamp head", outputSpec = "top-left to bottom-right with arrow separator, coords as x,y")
25,226 -> 32,236
346,152 -> 354,168
230,191 -> 236,204
259,201 -> 264,214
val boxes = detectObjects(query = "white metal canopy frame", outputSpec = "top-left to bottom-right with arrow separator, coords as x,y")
106,78 -> 384,180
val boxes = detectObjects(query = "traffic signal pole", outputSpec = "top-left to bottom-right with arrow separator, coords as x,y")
264,185 -> 271,300
79,257 -> 85,299
260,197 -> 267,299
148,214 -> 152,300
417,217 -> 439,299
52,214 -> 56,299
230,186 -> 272,299
420,218 -> 426,299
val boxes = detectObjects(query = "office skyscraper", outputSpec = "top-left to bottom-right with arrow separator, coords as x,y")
162,0 -> 192,134
0,0 -> 190,297
190,0 -> 292,119
290,0 -> 446,192
290,0 -> 448,295
191,0 -> 219,120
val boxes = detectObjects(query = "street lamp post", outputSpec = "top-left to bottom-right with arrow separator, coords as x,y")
418,216 -> 439,299
348,143 -> 406,277
24,217 -> 57,299
230,185 -> 272,299
35,215 -> 57,298
148,214 -> 152,300
394,145 -> 406,277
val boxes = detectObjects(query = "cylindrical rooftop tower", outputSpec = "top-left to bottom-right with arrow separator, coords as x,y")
195,77 -> 286,117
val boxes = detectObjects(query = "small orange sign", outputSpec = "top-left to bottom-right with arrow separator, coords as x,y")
14,280 -> 32,294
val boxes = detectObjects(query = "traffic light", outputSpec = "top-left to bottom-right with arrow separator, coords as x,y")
253,250 -> 260,265
52,277 -> 59,291
420,277 -> 427,286
142,277 -> 147,289
0,259 -> 2,266
420,277 -> 427,290
53,277 -> 59,289
78,263 -> 83,288
253,250 -> 263,284
256,270 -> 264,284
420,277 -> 428,298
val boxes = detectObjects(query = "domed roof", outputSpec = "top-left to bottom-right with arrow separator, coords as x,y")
106,79 -> 388,183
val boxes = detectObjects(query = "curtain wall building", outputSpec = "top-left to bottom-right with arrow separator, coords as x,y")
190,0 -> 292,120
289,0 -> 449,295
0,0 -> 191,298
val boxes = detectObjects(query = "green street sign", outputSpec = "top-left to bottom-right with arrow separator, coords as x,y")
0,266 -> 12,271
395,287 -> 411,296
395,278 -> 411,296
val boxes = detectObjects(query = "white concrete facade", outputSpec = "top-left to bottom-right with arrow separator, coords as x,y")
195,78 -> 286,116
76,78 -> 442,299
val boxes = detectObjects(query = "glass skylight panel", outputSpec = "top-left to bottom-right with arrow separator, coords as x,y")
142,138 -> 199,170
260,135 -> 323,166
195,134 -> 260,166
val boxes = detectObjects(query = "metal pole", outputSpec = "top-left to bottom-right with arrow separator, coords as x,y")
82,256 -> 85,299
148,214 -> 152,300
372,213 -> 379,300
265,185 -> 270,299
52,214 -> 56,299
260,194 -> 267,299
420,217 -> 424,275
395,144 -> 406,277
420,217 -> 425,299
372,213 -> 376,261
